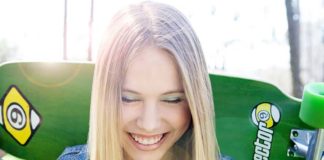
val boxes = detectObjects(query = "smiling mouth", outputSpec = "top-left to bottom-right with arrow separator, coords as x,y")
129,133 -> 167,146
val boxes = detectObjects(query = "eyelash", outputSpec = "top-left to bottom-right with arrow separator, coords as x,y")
162,98 -> 183,104
121,96 -> 139,103
121,96 -> 184,104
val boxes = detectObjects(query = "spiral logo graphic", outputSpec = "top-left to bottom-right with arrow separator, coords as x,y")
257,110 -> 270,122
7,103 -> 27,130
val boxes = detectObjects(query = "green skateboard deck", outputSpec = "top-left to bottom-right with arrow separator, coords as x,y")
211,75 -> 313,160
0,62 -> 93,159
0,62 -> 321,159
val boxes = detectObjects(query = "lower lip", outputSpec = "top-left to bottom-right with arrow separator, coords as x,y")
128,133 -> 168,151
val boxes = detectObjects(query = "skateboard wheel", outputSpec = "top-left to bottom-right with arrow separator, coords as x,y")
299,82 -> 324,128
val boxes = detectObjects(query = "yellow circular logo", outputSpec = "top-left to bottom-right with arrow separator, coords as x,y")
251,102 -> 280,128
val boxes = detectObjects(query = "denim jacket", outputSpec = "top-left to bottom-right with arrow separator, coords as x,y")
57,145 -> 233,160
58,145 -> 88,160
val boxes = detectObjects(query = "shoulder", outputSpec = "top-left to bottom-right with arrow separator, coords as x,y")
57,144 -> 88,160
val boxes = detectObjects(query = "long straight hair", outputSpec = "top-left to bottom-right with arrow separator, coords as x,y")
88,1 -> 220,160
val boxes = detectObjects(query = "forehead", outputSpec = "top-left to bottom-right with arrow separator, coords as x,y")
123,47 -> 183,93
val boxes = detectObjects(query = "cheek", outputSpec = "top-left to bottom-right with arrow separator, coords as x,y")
164,105 -> 191,129
120,106 -> 138,126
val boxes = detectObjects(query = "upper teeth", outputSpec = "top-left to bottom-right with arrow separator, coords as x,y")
131,134 -> 163,145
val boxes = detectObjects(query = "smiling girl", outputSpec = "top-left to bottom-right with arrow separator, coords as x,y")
58,1 -> 223,160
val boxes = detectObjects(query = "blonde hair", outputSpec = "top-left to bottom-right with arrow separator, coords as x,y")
88,1 -> 220,160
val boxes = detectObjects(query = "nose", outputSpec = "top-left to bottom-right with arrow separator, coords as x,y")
136,101 -> 161,132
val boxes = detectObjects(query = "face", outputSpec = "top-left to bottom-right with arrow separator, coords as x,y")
121,47 -> 191,160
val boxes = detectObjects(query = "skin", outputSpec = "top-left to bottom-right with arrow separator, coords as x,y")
121,47 -> 191,160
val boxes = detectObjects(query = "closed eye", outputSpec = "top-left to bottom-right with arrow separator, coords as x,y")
162,97 -> 184,104
122,96 -> 139,103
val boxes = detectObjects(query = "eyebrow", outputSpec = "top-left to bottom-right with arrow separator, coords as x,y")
122,88 -> 185,95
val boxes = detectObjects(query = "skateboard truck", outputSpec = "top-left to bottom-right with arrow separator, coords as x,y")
288,129 -> 324,159
311,129 -> 324,160
289,83 -> 324,160
288,129 -> 316,158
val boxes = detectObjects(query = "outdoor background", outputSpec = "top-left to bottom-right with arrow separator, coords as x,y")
0,0 -> 323,98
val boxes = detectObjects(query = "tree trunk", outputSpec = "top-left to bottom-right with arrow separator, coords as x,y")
285,0 -> 303,98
